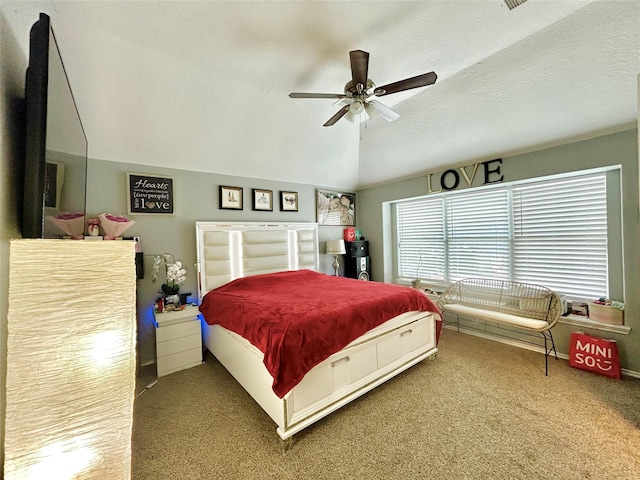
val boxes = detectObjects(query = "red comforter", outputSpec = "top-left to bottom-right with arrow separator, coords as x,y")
199,270 -> 441,398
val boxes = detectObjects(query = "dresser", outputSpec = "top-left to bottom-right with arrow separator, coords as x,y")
154,304 -> 203,377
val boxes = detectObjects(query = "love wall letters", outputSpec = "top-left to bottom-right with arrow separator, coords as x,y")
426,159 -> 503,194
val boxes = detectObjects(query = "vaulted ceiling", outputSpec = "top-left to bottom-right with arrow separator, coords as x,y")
7,0 -> 640,189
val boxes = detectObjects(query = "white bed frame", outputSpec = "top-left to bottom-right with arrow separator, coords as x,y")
195,222 -> 437,440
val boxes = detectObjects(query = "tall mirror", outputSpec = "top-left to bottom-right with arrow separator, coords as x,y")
43,21 -> 88,238
23,13 -> 87,239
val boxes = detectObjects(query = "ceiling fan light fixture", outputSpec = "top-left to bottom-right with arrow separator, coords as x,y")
364,102 -> 378,119
369,99 -> 400,122
349,101 -> 364,114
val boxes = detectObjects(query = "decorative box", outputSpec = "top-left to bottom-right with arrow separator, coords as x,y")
343,227 -> 355,242
587,302 -> 624,325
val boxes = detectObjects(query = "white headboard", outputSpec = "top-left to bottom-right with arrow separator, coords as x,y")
195,222 -> 319,299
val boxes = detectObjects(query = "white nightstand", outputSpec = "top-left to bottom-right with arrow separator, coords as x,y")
154,304 -> 203,377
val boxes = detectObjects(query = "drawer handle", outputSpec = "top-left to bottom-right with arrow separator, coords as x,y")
400,329 -> 413,337
331,356 -> 350,367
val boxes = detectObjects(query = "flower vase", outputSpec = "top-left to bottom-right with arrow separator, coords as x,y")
165,294 -> 180,305
162,284 -> 181,305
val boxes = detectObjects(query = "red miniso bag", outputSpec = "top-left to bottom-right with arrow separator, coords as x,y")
569,331 -> 621,379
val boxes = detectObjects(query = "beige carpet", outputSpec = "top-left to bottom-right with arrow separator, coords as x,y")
132,330 -> 640,479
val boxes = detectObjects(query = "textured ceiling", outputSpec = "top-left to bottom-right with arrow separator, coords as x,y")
6,0 -> 640,189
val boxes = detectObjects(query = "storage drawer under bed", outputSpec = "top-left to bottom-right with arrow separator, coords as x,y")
289,313 -> 434,412
377,316 -> 432,368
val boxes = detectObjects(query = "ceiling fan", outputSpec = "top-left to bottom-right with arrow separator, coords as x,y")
289,50 -> 437,127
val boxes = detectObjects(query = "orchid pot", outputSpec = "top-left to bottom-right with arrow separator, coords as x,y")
161,284 -> 180,295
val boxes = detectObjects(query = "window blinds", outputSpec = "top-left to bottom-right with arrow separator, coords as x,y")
447,190 -> 510,282
396,198 -> 444,281
512,175 -> 608,298
396,172 -> 609,299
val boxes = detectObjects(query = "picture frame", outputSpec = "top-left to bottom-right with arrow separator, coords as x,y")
316,189 -> 355,226
219,185 -> 243,210
127,172 -> 174,215
252,189 -> 273,211
280,191 -> 298,212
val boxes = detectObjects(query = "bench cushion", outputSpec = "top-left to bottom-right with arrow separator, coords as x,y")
442,304 -> 550,331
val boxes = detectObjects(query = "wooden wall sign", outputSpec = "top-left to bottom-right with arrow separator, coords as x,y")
127,173 -> 174,215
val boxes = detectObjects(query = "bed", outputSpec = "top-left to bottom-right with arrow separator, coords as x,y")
196,222 -> 441,440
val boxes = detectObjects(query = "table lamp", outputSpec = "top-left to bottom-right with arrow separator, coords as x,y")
326,239 -> 346,276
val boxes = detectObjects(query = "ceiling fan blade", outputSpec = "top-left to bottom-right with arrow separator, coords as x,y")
289,92 -> 346,99
323,105 -> 350,127
375,71 -> 437,96
368,100 -> 400,122
349,50 -> 369,91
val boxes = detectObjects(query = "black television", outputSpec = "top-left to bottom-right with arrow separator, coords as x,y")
22,13 -> 87,239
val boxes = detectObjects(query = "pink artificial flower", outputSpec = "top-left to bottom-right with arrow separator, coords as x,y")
105,213 -> 131,223
55,212 -> 84,220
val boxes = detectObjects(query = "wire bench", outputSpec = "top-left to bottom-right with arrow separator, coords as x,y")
436,278 -> 563,375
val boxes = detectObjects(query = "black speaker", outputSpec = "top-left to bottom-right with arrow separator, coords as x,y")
346,240 -> 368,258
345,256 -> 371,281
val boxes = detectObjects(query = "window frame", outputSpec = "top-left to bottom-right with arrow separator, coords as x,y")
392,167 -> 623,303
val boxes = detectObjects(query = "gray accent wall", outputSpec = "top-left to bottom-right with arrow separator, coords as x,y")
87,129 -> 640,373
86,159 -> 346,365
357,129 -> 640,373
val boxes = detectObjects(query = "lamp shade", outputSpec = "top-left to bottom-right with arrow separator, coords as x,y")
326,239 -> 346,255
5,240 -> 137,479
349,100 -> 363,114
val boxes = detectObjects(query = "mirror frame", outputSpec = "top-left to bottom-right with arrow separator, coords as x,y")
22,12 -> 88,239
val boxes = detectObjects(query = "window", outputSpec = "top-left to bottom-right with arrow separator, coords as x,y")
395,170 -> 617,300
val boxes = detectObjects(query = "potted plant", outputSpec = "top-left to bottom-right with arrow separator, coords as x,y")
151,253 -> 187,303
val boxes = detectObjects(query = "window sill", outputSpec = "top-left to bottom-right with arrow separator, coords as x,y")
397,280 -> 630,335
559,314 -> 630,335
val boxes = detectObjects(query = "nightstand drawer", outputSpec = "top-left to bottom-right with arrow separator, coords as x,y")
157,333 -> 201,358
157,348 -> 202,377
154,305 -> 203,377
156,319 -> 201,343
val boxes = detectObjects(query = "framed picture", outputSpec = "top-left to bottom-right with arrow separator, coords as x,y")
127,172 -> 174,215
44,161 -> 65,210
219,185 -> 243,210
252,189 -> 273,211
316,189 -> 355,226
280,191 -> 298,212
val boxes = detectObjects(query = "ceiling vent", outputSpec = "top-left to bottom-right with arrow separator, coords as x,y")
503,0 -> 528,10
